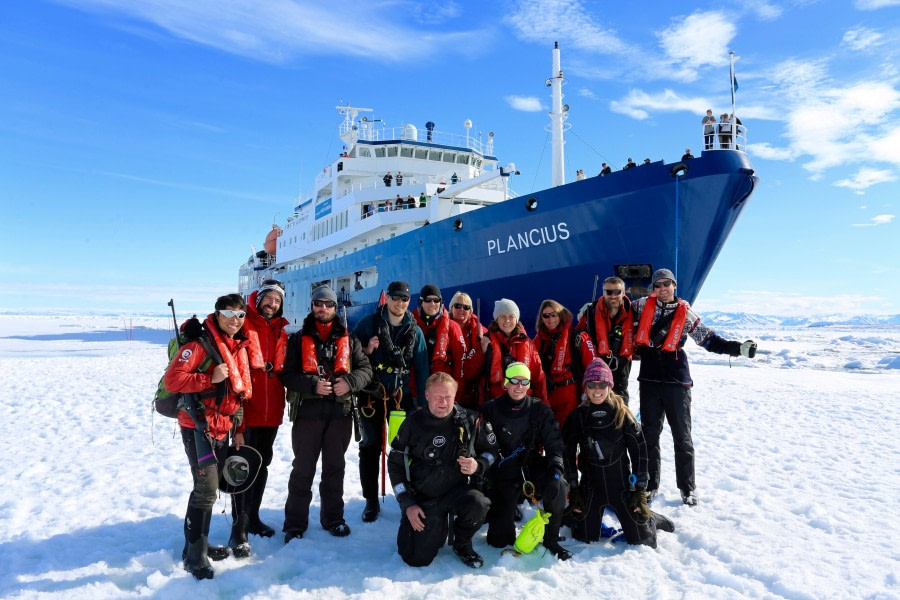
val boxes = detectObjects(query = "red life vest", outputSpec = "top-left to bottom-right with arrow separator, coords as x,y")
592,300 -> 634,358
203,314 -> 252,397
300,322 -> 351,376
634,295 -> 689,353
536,326 -> 572,378
488,326 -> 539,390
244,327 -> 287,372
415,307 -> 451,364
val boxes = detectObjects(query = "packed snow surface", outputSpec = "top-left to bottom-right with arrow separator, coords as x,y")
1,315 -> 898,599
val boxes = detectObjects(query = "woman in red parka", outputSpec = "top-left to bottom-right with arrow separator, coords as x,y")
481,298 -> 547,402
164,293 -> 252,580
533,299 -> 594,428
448,291 -> 486,409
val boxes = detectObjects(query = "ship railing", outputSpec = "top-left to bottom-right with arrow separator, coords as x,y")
700,122 -> 748,151
347,124 -> 494,155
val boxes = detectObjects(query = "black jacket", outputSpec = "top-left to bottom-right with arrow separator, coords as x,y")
480,393 -> 564,481
282,314 -> 372,420
388,405 -> 497,511
562,403 -> 648,488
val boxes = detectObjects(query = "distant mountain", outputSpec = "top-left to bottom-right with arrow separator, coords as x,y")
700,311 -> 900,329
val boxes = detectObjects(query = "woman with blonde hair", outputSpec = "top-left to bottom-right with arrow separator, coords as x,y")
561,359 -> 672,547
448,291 -> 486,408
533,299 -> 593,427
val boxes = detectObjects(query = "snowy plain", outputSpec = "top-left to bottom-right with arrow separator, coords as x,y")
0,314 -> 898,600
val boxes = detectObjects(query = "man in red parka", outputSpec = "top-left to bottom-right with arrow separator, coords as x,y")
239,279 -> 289,538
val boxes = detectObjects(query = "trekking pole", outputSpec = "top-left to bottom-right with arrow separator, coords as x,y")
167,299 -> 181,348
591,275 -> 599,302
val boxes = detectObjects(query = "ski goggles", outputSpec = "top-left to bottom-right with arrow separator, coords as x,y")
506,378 -> 530,387
219,309 -> 246,319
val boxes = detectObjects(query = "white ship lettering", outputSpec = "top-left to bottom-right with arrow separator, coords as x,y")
487,222 -> 569,256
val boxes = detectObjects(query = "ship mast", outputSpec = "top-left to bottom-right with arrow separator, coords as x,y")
549,41 -> 567,187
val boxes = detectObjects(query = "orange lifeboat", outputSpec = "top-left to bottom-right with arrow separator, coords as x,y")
263,224 -> 282,256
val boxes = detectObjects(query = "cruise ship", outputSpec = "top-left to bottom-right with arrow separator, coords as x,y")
238,44 -> 757,331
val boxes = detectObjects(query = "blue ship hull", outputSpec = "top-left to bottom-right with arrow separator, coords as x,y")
269,150 -> 757,333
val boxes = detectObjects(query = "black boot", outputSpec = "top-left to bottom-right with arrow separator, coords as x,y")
651,510 -> 675,533
543,522 -> 572,560
228,513 -> 252,559
246,468 -> 275,538
183,507 -> 214,580
362,498 -> 380,523
201,508 -> 229,561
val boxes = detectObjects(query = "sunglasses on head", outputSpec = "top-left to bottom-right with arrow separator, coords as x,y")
313,300 -> 336,308
604,289 -> 623,296
388,294 -> 409,302
541,312 -> 558,319
507,377 -> 530,387
653,280 -> 674,289
585,381 -> 610,390
421,296 -> 442,304
219,309 -> 246,319
452,303 -> 472,311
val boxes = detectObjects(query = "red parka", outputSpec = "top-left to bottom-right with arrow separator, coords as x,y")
413,307 -> 466,378
165,315 -> 249,440
484,321 -> 548,403
242,290 -> 290,427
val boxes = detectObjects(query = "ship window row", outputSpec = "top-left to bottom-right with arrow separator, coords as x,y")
279,232 -> 305,249
356,145 -> 480,167
311,209 -> 350,241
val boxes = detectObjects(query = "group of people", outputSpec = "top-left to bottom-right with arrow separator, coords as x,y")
164,270 -> 756,578
363,193 -> 427,218
702,109 -> 743,150
383,171 -> 403,186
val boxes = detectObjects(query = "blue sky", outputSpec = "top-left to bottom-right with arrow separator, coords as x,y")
2,0 -> 898,317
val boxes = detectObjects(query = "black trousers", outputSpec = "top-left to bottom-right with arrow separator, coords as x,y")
234,426 -> 279,520
397,485 -> 490,567
283,416 -> 353,532
611,358 -> 632,406
573,458 -> 656,547
639,381 -> 694,492
485,460 -> 567,549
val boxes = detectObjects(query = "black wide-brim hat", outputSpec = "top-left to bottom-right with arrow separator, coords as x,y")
218,445 -> 262,495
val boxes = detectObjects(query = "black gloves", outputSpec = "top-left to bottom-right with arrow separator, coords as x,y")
182,317 -> 203,340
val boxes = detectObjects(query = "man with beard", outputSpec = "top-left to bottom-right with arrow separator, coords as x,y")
353,281 -> 430,523
633,269 -> 757,506
282,285 -> 372,542
576,276 -> 634,404
235,279 -> 290,545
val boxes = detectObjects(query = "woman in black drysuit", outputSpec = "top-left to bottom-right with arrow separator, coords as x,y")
562,359 -> 672,547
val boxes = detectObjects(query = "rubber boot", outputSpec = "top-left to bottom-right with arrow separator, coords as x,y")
202,508 -> 230,561
229,513 -> 252,558
183,506 -> 214,580
362,497 -> 380,523
543,521 -> 572,561
246,469 -> 275,537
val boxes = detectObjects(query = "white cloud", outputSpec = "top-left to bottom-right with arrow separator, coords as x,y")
741,0 -> 783,20
578,88 -> 597,100
54,0 -> 487,63
747,142 -> 794,160
606,88 -> 779,122
835,168 -> 897,190
657,12 -> 736,82
855,0 -> 900,9
505,96 -> 545,112
505,0 -> 631,54
852,213 -> 895,226
842,27 -> 884,51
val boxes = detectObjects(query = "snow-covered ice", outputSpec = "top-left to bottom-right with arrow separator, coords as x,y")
0,315 -> 898,599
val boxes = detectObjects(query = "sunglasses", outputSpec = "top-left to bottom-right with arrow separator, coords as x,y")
541,312 -> 558,319
388,294 -> 410,302
421,297 -> 442,304
313,300 -> 336,308
604,289 -> 623,296
585,381 -> 610,390
452,303 -> 472,311
219,309 -> 246,319
653,280 -> 674,289
507,377 -> 530,387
